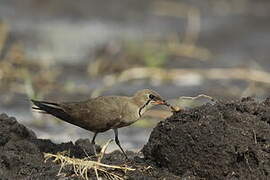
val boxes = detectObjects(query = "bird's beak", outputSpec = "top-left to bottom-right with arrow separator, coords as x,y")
152,99 -> 166,105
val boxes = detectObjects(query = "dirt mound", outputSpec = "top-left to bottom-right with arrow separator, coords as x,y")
0,113 -> 177,179
142,97 -> 270,179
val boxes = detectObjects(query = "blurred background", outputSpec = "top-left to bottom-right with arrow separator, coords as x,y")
1,0 -> 270,151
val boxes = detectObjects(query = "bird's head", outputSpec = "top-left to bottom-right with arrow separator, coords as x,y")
132,89 -> 167,116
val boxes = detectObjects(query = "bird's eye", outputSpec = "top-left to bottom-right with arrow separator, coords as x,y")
149,94 -> 155,99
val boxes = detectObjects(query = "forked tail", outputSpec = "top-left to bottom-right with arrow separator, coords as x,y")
31,99 -> 73,121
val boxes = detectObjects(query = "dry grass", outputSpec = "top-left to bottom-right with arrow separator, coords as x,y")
89,66 -> 270,98
44,140 -> 135,180
113,67 -> 270,84
150,1 -> 212,61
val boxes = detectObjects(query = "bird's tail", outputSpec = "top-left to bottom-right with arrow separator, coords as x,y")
31,99 -> 73,121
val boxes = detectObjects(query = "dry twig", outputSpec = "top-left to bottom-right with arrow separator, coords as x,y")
44,140 -> 135,180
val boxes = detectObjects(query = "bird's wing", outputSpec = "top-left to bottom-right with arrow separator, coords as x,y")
60,97 -> 123,132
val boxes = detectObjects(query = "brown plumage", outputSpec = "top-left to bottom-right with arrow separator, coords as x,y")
31,89 -> 168,159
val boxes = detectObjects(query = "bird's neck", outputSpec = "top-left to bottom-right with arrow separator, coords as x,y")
131,97 -> 153,117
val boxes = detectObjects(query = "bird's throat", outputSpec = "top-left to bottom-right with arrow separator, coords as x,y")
138,99 -> 151,117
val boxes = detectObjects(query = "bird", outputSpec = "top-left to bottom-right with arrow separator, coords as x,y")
31,89 -> 169,159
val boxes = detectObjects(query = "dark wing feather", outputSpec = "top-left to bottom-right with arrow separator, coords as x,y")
31,99 -> 74,122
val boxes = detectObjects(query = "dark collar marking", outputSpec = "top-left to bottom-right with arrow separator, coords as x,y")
138,99 -> 151,117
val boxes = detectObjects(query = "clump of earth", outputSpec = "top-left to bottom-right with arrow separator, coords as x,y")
0,97 -> 269,179
143,97 -> 270,179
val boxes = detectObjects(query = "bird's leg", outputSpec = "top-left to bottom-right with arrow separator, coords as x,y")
91,132 -> 98,156
113,129 -> 128,159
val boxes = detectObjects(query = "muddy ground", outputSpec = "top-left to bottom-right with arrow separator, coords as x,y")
0,97 -> 269,179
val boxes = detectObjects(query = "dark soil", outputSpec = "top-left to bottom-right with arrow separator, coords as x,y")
0,113 -> 177,179
143,97 -> 270,180
0,97 -> 269,179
